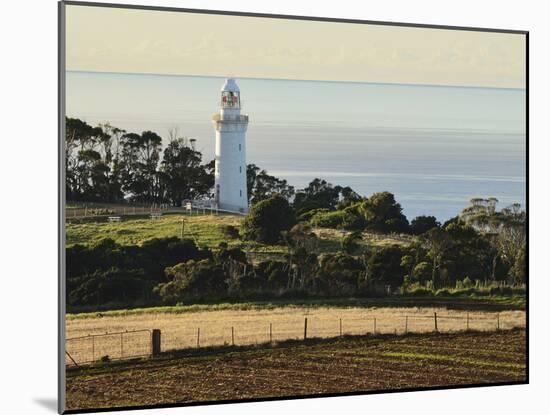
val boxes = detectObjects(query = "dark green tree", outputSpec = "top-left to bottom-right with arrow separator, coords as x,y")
157,259 -> 227,302
359,191 -> 410,233
247,164 -> 295,205
410,215 -> 440,235
366,246 -> 406,288
242,194 -> 296,244
159,138 -> 214,205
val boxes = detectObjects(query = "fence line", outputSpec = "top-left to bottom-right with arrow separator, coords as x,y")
65,312 -> 523,367
66,329 -> 152,366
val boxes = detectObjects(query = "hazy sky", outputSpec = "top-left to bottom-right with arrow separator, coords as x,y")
65,4 -> 526,88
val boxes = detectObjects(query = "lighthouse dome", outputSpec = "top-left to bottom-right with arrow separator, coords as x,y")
221,78 -> 240,92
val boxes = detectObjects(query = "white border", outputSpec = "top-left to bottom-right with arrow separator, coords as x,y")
1,1 -> 546,414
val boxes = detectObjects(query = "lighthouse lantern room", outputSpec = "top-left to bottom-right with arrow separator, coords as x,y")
212,78 -> 249,213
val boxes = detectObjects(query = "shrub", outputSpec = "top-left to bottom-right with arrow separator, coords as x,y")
220,224 -> 240,239
412,262 -> 432,284
410,215 -> 440,235
407,287 -> 433,297
310,209 -> 365,230
298,208 -> 330,222
157,259 -> 227,302
367,246 -> 406,288
242,194 -> 295,244
317,253 -> 363,295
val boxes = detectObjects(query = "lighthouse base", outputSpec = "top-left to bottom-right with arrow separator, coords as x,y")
217,202 -> 249,215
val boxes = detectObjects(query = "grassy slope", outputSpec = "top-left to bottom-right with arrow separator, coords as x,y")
65,329 -> 526,410
66,212 -> 410,253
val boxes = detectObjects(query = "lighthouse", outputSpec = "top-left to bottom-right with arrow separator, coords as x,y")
212,78 -> 249,213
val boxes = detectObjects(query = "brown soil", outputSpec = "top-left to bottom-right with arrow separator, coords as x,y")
66,329 -> 526,411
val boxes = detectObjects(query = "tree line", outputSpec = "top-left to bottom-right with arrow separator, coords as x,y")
67,196 -> 525,311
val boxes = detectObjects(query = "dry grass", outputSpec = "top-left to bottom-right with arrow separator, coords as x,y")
66,306 -> 525,365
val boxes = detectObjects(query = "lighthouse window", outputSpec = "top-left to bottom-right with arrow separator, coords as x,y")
239,166 -> 242,173
222,91 -> 239,107
239,144 -> 241,151
240,190 -> 242,197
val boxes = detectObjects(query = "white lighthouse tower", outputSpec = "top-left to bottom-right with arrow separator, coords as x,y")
212,78 -> 249,213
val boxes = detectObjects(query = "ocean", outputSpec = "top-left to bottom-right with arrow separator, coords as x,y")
66,71 -> 526,221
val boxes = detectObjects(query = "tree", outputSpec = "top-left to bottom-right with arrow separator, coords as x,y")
247,164 -> 295,205
157,259 -> 227,302
282,223 -> 319,289
317,253 -> 362,295
214,245 -> 250,294
366,246 -> 406,288
242,194 -> 296,244
68,267 -> 149,307
412,262 -> 432,284
359,192 -> 410,233
410,215 -> 440,235
443,222 -> 494,284
293,179 -> 359,216
159,137 -> 213,205
460,198 -> 526,282
341,231 -> 363,255
120,130 -> 162,202
421,228 -> 452,288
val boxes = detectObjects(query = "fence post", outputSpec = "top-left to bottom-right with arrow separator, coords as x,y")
92,336 -> 95,361
197,328 -> 200,348
152,329 -> 161,357
405,316 -> 408,334
497,313 -> 500,331
434,312 -> 438,332
304,318 -> 308,340
120,332 -> 123,358
231,327 -> 234,346
269,323 -> 272,343
373,318 -> 377,334
339,318 -> 342,337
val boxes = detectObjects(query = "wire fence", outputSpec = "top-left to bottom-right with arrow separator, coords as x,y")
65,312 -> 524,367
65,200 -> 224,221
65,329 -> 152,366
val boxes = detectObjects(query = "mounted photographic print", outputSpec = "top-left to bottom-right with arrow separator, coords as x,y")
58,1 -> 528,413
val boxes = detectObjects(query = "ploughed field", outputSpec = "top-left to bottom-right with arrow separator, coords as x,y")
66,329 -> 526,410
66,306 -> 525,365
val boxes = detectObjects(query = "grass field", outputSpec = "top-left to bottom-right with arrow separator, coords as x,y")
66,213 -> 247,248
65,329 -> 526,410
65,305 -> 525,365
65,211 -> 412,252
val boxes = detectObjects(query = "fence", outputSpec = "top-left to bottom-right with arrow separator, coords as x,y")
65,203 -> 169,220
65,200 -> 226,221
65,312 -> 523,367
65,329 -> 152,366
